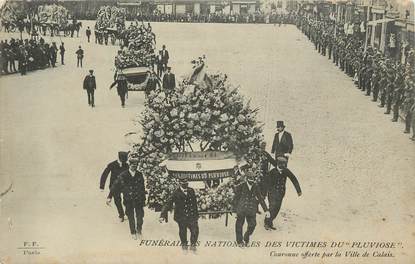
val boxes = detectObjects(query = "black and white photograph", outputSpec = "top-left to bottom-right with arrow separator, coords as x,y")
0,0 -> 414,263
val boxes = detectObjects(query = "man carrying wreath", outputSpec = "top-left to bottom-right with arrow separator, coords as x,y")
107,157 -> 146,240
233,171 -> 270,247
159,178 -> 199,253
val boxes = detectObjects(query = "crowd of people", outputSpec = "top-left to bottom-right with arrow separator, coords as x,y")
0,37 -> 65,75
133,12 -> 297,25
296,15 -> 415,141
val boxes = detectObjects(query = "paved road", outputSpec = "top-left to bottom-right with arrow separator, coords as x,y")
0,22 -> 414,264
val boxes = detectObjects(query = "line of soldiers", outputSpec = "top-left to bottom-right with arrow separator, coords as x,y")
297,16 -> 415,141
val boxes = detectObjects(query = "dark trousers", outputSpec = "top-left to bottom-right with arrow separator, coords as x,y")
87,35 -> 90,42
60,53 -> 64,64
373,85 -> 379,101
157,63 -> 163,77
235,213 -> 256,244
386,95 -> 392,113
380,92 -> 386,106
113,192 -> 125,218
265,193 -> 284,227
77,57 -> 83,67
124,200 -> 144,235
120,93 -> 126,106
392,103 -> 400,121
87,89 -> 94,106
177,219 -> 199,246
405,112 -> 412,132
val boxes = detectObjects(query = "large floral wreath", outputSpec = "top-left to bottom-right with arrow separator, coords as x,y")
131,58 -> 265,212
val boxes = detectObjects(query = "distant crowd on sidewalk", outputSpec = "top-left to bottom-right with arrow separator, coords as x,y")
0,37 -> 66,75
77,11 -> 298,25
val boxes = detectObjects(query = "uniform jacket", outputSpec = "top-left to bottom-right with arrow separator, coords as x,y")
160,187 -> 199,222
83,75 -> 96,90
264,167 -> 301,198
99,160 -> 128,189
108,170 -> 146,205
232,182 -> 268,216
271,131 -> 293,156
76,48 -> 84,58
110,79 -> 128,96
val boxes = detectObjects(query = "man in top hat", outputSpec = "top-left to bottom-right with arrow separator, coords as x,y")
263,157 -> 302,230
160,44 -> 169,71
162,66 -> 176,93
159,178 -> 199,252
110,70 -> 129,107
107,156 -> 146,240
233,171 -> 270,247
100,151 -> 129,222
271,121 -> 294,161
83,70 -> 96,107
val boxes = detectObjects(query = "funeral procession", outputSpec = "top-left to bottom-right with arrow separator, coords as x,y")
0,0 -> 414,263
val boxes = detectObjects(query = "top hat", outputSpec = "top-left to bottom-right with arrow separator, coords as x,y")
276,121 -> 285,128
89,69 -> 94,73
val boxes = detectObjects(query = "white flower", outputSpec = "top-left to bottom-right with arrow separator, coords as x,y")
170,108 -> 178,117
154,130 -> 164,137
219,113 -> 228,122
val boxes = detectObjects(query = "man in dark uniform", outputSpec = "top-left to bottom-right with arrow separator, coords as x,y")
59,42 -> 65,65
76,46 -> 84,67
162,66 -> 176,92
159,179 -> 199,252
391,66 -> 404,122
86,26 -> 92,43
83,70 -> 96,107
107,157 -> 146,240
233,172 -> 270,247
264,157 -> 302,230
271,121 -> 293,161
384,68 -> 395,115
100,151 -> 128,222
110,71 -> 129,107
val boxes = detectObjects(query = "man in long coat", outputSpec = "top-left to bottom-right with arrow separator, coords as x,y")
271,121 -> 293,161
